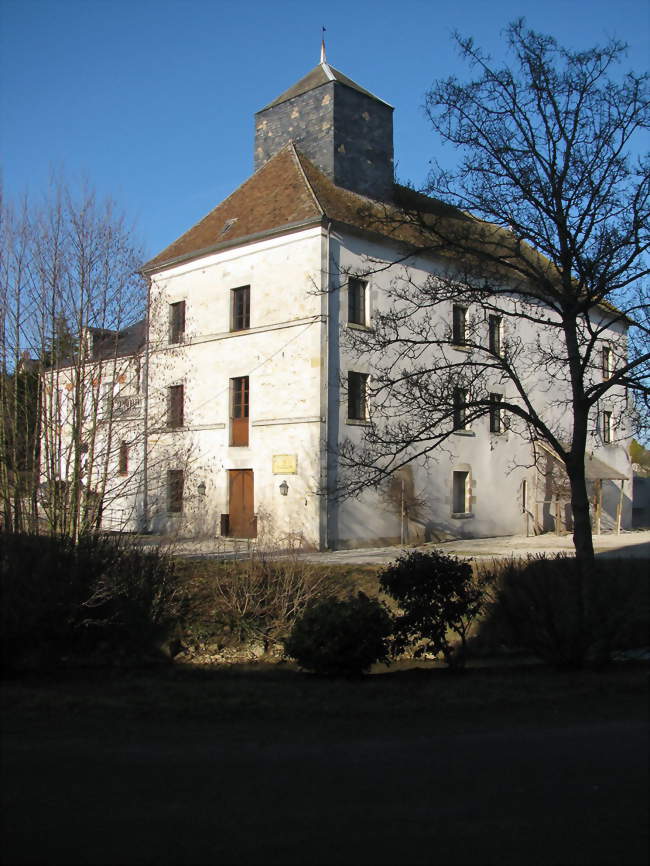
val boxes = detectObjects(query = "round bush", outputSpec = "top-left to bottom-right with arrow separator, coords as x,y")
284,592 -> 392,676
379,549 -> 484,668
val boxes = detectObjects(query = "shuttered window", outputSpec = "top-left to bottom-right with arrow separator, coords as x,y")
453,387 -> 467,430
169,301 -> 186,344
118,441 -> 129,475
452,306 -> 467,346
489,393 -> 503,433
167,469 -> 184,513
488,315 -> 502,355
168,384 -> 184,428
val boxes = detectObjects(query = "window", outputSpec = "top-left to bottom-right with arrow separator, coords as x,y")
602,346 -> 613,380
102,382 -> 113,417
348,277 -> 367,326
452,471 -> 470,514
489,393 -> 503,433
118,441 -> 129,475
348,372 -> 368,421
167,469 -> 184,513
168,384 -> 184,428
452,305 -> 467,346
603,410 -> 612,444
488,315 -> 502,355
169,301 -> 185,344
453,387 -> 467,430
231,286 -> 250,331
230,376 -> 249,445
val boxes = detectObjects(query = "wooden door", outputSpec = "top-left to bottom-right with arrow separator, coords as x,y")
228,469 -> 256,538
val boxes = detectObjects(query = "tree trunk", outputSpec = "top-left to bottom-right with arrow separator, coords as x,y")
566,458 -> 595,567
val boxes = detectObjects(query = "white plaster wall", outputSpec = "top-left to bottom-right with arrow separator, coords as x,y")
41,355 -> 146,533
328,229 -> 633,547
146,228 -> 326,545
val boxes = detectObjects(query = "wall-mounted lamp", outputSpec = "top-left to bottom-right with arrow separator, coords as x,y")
197,481 -> 206,497
279,480 -> 289,496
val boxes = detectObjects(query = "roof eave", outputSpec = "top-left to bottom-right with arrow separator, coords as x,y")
141,216 -> 325,276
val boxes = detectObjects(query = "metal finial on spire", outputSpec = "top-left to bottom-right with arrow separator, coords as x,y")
320,26 -> 327,64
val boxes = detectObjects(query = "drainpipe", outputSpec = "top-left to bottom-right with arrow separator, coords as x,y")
141,275 -> 151,533
322,219 -> 332,549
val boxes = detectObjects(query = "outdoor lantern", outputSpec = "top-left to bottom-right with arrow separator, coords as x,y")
197,481 -> 206,497
279,480 -> 289,496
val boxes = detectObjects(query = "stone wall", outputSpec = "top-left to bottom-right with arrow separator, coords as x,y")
255,81 -> 394,201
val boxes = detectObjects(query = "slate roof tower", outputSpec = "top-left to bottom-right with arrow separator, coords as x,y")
254,58 -> 394,201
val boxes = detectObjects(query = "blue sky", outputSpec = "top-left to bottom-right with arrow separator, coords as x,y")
1,0 -> 649,259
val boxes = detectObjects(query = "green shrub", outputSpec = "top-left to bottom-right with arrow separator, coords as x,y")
478,554 -> 650,668
284,592 -> 392,676
379,550 -> 484,669
0,532 -> 185,670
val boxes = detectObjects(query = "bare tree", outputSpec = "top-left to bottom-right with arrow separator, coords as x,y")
0,179 -> 147,538
339,22 -> 649,564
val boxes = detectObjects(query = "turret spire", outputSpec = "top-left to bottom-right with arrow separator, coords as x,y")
320,26 -> 326,64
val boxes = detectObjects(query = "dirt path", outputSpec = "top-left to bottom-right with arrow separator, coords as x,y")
164,529 -> 650,564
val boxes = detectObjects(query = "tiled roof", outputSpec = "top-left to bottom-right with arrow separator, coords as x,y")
143,147 -> 323,272
143,145 -> 621,322
258,62 -> 391,112
143,143 -> 475,274
90,320 -> 146,360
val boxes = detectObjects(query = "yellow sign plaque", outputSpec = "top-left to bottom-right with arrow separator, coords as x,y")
272,454 -> 297,474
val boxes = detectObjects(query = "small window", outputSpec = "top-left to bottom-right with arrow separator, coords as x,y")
169,301 -> 186,344
488,315 -> 502,355
167,469 -> 184,513
102,383 -> 113,417
231,286 -> 250,331
603,410 -> 612,444
168,384 -> 184,428
348,372 -> 368,421
230,376 -> 249,446
118,441 -> 129,476
489,393 -> 503,433
348,277 -> 367,326
452,305 -> 467,346
452,471 -> 470,514
602,346 -> 613,380
453,387 -> 467,430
